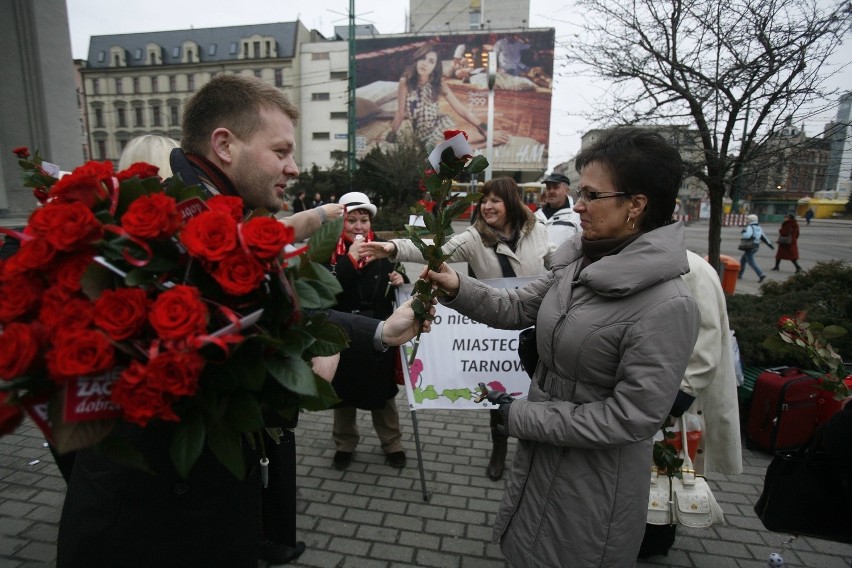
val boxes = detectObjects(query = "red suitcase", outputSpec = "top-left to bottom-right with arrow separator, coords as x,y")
746,367 -> 822,452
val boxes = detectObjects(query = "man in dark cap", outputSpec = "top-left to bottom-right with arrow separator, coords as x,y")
534,173 -> 581,245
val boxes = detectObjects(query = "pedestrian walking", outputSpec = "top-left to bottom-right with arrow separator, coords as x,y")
738,214 -> 774,282
772,213 -> 802,273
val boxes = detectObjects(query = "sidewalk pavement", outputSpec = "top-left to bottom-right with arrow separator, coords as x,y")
2,399 -> 852,567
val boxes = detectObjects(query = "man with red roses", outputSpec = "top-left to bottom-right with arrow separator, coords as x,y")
57,74 -> 431,568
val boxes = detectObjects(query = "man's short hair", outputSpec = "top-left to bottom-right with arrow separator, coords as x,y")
181,74 -> 300,155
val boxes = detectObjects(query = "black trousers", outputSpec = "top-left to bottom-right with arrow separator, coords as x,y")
261,428 -> 298,546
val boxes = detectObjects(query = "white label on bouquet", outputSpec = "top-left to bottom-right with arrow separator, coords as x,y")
211,309 -> 264,337
64,369 -> 123,422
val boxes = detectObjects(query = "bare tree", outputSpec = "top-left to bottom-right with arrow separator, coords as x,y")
565,0 -> 850,271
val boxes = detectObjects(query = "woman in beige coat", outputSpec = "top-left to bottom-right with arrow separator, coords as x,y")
423,127 -> 700,567
363,177 -> 554,481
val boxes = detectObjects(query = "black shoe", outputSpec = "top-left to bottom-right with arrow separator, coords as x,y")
386,451 -> 406,468
771,267 -> 779,271
759,275 -> 766,283
258,539 -> 305,564
332,451 -> 353,470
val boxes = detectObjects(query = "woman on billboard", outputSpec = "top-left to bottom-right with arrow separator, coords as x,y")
385,45 -> 508,148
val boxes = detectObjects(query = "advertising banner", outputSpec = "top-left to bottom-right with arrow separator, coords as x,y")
395,277 -> 536,411
354,30 -> 555,172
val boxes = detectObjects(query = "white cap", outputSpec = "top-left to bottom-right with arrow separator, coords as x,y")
339,191 -> 377,217
747,214 -> 758,223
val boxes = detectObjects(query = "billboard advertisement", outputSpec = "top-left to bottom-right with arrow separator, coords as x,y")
354,29 -> 555,172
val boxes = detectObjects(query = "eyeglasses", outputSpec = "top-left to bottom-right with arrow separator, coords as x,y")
573,190 -> 627,203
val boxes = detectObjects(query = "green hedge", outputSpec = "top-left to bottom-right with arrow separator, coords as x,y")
727,260 -> 852,368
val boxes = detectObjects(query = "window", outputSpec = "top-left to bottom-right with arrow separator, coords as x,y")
312,132 -> 330,140
133,77 -> 140,94
330,111 -> 347,119
115,78 -> 123,94
170,105 -> 179,126
230,42 -> 238,55
274,69 -> 283,87
92,79 -> 100,95
169,75 -> 177,91
97,140 -> 106,160
114,54 -> 121,67
94,107 -> 104,128
97,51 -> 105,63
134,48 -> 142,60
330,150 -> 347,161
330,71 -> 347,80
135,107 -> 144,127
208,44 -> 217,56
187,74 -> 195,91
117,107 -> 126,127
254,69 -> 262,78
149,52 -> 156,65
311,92 -> 330,101
253,41 -> 261,58
172,46 -> 180,58
311,52 -> 329,60
265,41 -> 271,57
119,139 -> 129,152
186,49 -> 193,62
152,105 -> 161,127
151,76 -> 158,93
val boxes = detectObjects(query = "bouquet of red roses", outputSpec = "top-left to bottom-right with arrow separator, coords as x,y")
0,148 -> 346,478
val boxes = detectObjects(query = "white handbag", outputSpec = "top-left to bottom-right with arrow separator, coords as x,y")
647,417 -> 726,528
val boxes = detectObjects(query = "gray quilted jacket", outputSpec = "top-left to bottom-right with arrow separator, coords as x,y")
443,222 -> 700,567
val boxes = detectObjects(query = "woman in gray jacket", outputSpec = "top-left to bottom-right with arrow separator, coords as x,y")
423,127 -> 700,567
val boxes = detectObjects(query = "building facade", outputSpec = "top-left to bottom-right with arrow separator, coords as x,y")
823,91 -> 852,195
0,0 -> 83,219
408,0 -> 531,34
80,22 -> 318,165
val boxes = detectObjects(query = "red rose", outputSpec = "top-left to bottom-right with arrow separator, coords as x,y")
42,295 -> 95,336
49,251 -> 95,292
13,147 -> 30,159
241,217 -> 294,261
94,288 -> 149,340
0,275 -> 43,323
112,362 -> 179,427
180,210 -> 238,262
2,237 -> 56,278
213,250 -> 266,296
27,202 -> 103,252
38,286 -> 72,328
148,285 -> 209,340
206,195 -> 245,223
48,161 -> 113,207
116,162 -> 161,182
444,129 -> 468,140
777,315 -> 797,331
121,192 -> 182,239
46,328 -> 115,383
145,350 -> 205,397
0,322 -> 42,380
0,391 -> 24,436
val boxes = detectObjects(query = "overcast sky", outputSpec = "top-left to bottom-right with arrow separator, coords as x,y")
65,0 -> 850,171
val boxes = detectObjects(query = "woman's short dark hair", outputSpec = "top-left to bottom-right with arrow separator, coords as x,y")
475,177 -> 532,231
574,126 -> 682,231
403,45 -> 443,102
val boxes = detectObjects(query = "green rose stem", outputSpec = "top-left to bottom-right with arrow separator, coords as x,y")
403,139 -> 488,366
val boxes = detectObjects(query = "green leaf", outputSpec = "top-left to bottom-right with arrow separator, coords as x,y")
307,218 -> 344,263
822,325 -> 848,340
424,173 -> 443,192
274,329 -> 315,358
422,212 -> 437,233
294,378 -> 340,411
305,320 -> 349,356
164,174 -> 207,203
80,261 -> 117,301
465,155 -> 489,174
264,355 -> 319,397
224,391 -> 265,432
170,410 -> 206,479
293,279 -> 322,308
207,427 -> 246,480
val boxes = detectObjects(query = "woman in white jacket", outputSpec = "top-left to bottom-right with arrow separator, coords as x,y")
363,177 -> 555,480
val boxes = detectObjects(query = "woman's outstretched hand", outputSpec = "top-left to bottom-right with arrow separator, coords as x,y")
360,241 -> 394,260
420,262 -> 460,298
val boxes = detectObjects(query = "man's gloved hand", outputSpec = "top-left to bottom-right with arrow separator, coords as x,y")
486,390 -> 514,436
